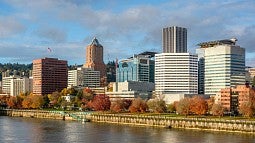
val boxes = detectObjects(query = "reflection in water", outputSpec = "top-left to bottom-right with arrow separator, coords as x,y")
0,116 -> 255,143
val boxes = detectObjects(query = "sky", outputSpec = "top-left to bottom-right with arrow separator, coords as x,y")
0,0 -> 254,66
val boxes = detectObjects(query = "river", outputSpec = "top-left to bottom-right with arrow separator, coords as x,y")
0,116 -> 255,143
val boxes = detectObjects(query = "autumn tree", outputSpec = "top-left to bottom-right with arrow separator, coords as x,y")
211,103 -> 224,117
129,97 -> 148,113
90,94 -> 111,111
147,99 -> 167,113
176,97 -> 191,116
7,96 -> 17,109
190,96 -> 208,115
48,91 -> 62,107
22,95 -> 33,109
110,99 -> 125,113
30,94 -> 43,109
239,101 -> 255,117
207,97 -> 215,114
0,95 -> 9,108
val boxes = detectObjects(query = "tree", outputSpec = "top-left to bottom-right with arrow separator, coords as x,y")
176,97 -> 190,116
147,99 -> 167,113
239,101 -> 255,117
211,103 -> 224,117
167,102 -> 178,113
30,94 -> 43,109
207,97 -> 215,114
129,97 -> 148,113
42,95 -> 50,108
90,94 -> 111,111
190,96 -> 208,115
110,99 -> 125,113
7,96 -> 17,109
22,93 -> 43,109
22,96 -> 33,109
48,91 -> 62,107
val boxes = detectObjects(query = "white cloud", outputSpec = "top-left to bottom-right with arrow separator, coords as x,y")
1,0 -> 255,66
0,16 -> 25,38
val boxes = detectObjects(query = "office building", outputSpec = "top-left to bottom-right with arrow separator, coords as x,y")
33,58 -> 67,95
117,52 -> 155,83
106,81 -> 154,100
215,85 -> 255,113
155,53 -> 198,103
197,38 -> 245,96
2,75 -> 32,96
68,67 -> 100,88
84,37 -> 106,80
162,26 -> 187,53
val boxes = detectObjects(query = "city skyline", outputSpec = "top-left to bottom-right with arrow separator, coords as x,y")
0,0 -> 254,66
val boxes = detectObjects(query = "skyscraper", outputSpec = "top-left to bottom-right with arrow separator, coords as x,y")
197,38 -> 245,96
84,37 -> 106,80
162,26 -> 187,53
33,58 -> 67,95
155,53 -> 198,94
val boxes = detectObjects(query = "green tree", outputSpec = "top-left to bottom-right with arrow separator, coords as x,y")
147,99 -> 167,113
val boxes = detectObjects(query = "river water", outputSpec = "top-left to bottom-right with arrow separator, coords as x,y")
0,116 -> 255,143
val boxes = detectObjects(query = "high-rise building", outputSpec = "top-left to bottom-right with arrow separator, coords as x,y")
162,26 -> 187,53
2,75 -> 32,96
155,53 -> 198,96
84,37 -> 106,80
197,38 -> 245,96
68,67 -> 100,88
117,52 -> 155,83
33,58 -> 67,95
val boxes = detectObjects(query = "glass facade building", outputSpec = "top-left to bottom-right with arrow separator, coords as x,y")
117,54 -> 155,83
197,39 -> 245,95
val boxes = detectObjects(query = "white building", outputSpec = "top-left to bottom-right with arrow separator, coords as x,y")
68,68 -> 83,87
197,38 -> 245,96
2,75 -> 32,96
155,53 -> 198,104
106,81 -> 155,100
68,67 -> 100,88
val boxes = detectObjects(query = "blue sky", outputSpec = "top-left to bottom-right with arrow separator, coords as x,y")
0,0 -> 254,66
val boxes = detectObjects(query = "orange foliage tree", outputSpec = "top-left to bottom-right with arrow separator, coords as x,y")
128,97 -> 148,113
22,93 -> 43,109
190,96 -> 208,115
211,103 -> 224,117
90,94 -> 111,111
239,101 -> 255,117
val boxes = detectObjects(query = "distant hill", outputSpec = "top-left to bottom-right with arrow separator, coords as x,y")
0,63 -> 33,80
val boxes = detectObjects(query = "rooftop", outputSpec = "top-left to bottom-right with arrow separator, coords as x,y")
197,38 -> 237,48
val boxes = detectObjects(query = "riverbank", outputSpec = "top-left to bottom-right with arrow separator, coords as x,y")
0,109 -> 91,122
89,113 -> 255,133
1,109 -> 255,133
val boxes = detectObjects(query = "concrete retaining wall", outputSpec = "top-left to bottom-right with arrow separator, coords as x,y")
89,113 -> 255,133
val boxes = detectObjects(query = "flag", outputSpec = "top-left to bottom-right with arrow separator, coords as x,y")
47,47 -> 52,52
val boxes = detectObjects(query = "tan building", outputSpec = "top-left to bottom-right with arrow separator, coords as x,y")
33,58 -> 67,95
83,37 -> 106,84
216,85 -> 255,112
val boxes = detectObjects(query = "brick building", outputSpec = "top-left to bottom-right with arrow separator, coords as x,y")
33,58 -> 67,95
216,85 -> 255,113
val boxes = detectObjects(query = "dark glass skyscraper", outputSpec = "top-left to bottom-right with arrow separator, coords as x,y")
162,26 -> 187,53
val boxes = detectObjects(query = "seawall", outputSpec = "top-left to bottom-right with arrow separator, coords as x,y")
0,109 -> 89,121
89,113 -> 255,133
2,109 -> 255,133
